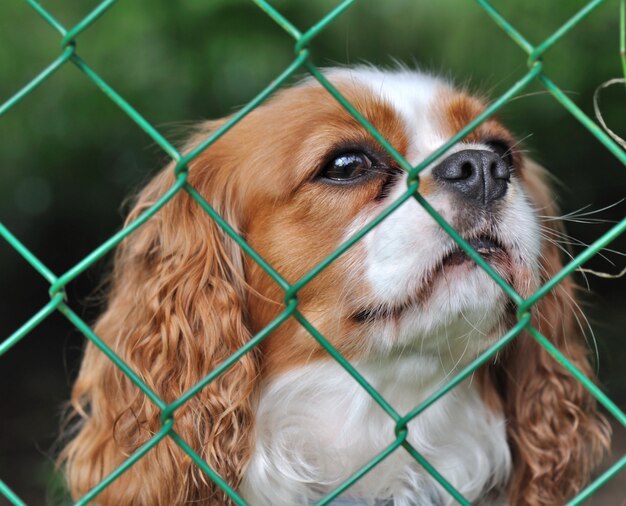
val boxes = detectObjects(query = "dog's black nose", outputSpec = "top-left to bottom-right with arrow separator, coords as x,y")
433,149 -> 510,206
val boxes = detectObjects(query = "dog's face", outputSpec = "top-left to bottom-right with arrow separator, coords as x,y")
209,68 -> 541,376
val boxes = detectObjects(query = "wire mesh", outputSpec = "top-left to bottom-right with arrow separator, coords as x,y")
1,0 -> 625,504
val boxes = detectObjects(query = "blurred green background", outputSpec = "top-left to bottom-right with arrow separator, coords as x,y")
1,0 -> 625,503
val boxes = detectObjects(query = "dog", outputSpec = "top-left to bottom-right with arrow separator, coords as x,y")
60,67 -> 610,505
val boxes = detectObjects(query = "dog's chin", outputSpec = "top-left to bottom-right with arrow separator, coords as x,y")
353,236 -> 514,325
400,275 -> 511,356
352,243 -> 519,360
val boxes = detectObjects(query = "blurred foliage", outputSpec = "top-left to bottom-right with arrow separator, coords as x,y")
1,1 -> 625,503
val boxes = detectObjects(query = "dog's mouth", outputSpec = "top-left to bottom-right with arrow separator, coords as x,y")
352,234 -> 510,324
441,235 -> 506,267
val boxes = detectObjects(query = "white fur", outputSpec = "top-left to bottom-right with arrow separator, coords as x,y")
241,68 -> 540,505
345,67 -> 541,357
241,360 -> 511,505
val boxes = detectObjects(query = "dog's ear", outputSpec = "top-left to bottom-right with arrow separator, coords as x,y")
482,159 -> 611,505
59,125 -> 261,505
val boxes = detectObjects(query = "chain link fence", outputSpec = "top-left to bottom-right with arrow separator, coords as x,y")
1,0 -> 625,504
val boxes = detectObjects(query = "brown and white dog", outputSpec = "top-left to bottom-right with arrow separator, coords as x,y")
60,67 -> 610,505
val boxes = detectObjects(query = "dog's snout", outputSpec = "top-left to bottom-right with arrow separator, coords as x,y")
433,149 -> 510,205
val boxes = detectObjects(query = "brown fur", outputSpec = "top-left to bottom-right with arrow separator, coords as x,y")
480,160 -> 611,505
439,89 -> 523,169
59,163 -> 260,504
440,89 -> 611,503
59,81 -> 410,504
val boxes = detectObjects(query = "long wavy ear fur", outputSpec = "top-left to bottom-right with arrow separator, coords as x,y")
59,128 -> 261,505
482,159 -> 611,505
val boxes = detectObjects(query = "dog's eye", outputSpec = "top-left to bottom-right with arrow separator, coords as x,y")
321,152 -> 373,181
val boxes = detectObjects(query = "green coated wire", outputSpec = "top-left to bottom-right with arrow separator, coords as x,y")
399,315 -> 532,427
529,327 -> 626,427
402,442 -> 472,506
530,0 -> 605,63
181,53 -> 309,173
0,295 -> 63,357
315,434 -> 407,505
49,175 -> 187,297
251,0 -> 301,40
305,63 -> 412,172
161,301 -> 298,422
168,430 -> 249,505
75,419 -> 174,505
0,222 -> 57,284
538,73 -> 626,164
522,216 -> 626,313
24,0 -> 67,36
0,480 -> 27,506
68,53 -> 181,162
0,46 -> 74,117
58,302 -> 167,411
474,0 -> 533,54
567,454 -> 626,505
182,183 -> 290,291
294,0 -> 357,54
293,310 -> 401,422
61,0 -> 118,47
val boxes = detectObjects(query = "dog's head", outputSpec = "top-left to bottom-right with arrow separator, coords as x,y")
235,68 -> 539,374
61,67 -> 609,505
